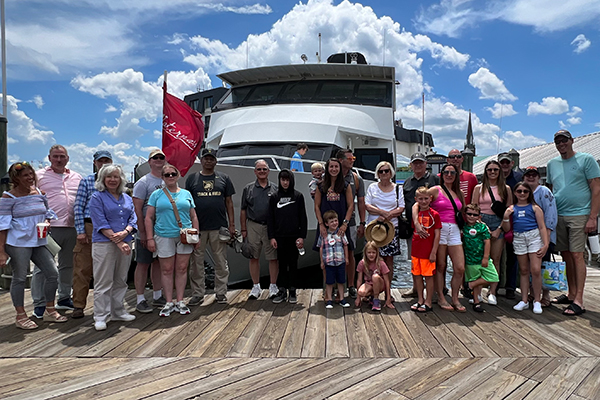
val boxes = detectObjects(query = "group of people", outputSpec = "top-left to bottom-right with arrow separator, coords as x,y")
0,128 -> 597,331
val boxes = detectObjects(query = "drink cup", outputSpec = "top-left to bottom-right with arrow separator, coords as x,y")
36,222 -> 50,239
298,246 -> 305,256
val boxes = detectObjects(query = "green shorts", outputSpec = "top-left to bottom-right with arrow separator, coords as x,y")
465,260 -> 499,283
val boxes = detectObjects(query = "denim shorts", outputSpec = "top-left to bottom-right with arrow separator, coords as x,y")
481,213 -> 503,237
325,262 -> 346,285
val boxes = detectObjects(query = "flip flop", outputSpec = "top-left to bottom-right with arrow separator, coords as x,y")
563,302 -> 586,316
410,302 -> 422,312
552,294 -> 573,305
473,303 -> 484,313
452,303 -> 467,313
401,288 -> 418,298
439,303 -> 454,311
417,304 -> 433,313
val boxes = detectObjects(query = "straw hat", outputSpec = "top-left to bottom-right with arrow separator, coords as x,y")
365,220 -> 395,247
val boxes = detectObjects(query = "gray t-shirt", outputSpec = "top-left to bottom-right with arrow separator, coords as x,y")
343,169 -> 365,226
132,173 -> 164,217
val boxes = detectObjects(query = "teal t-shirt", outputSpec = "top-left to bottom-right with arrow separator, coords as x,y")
547,152 -> 600,216
462,221 -> 491,265
148,188 -> 194,238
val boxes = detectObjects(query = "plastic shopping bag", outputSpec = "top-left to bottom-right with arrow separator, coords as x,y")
541,260 -> 567,291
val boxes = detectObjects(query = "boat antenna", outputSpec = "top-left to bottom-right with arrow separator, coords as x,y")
497,102 -> 503,154
317,33 -> 321,63
422,92 -> 425,152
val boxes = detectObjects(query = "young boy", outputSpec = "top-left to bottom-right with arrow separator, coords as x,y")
317,210 -> 350,308
463,204 -> 499,312
308,162 -> 324,199
411,186 -> 442,312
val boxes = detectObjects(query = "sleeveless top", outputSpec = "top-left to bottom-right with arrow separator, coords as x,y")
431,187 -> 463,223
513,203 -> 538,233
314,181 -> 354,250
479,185 -> 501,215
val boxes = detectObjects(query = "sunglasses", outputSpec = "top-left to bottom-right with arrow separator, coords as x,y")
515,189 -> 530,194
447,155 -> 463,159
255,168 -> 268,172
486,168 -> 500,172
151,155 -> 165,160
442,170 -> 457,175
163,172 -> 178,178
378,169 -> 391,174
345,156 -> 356,161
554,137 -> 569,144
13,161 -> 31,171
524,173 -> 538,178
499,160 -> 511,164
466,213 -> 479,217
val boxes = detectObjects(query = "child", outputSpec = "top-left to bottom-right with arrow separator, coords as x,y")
309,162 -> 324,199
463,204 -> 499,312
355,241 -> 393,311
502,182 -> 548,314
267,169 -> 308,304
411,186 -> 442,312
317,210 -> 350,308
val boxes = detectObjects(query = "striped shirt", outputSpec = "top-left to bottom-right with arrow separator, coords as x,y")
0,189 -> 57,247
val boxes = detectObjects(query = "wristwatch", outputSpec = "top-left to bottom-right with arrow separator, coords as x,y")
343,219 -> 349,225
359,221 -> 366,226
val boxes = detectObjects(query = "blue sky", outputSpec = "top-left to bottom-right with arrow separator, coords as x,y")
5,0 -> 600,175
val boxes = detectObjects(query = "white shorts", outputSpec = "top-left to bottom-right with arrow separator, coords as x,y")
439,222 -> 462,246
154,235 -> 194,258
513,229 -> 543,255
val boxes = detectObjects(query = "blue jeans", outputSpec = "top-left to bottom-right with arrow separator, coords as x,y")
5,244 -> 58,308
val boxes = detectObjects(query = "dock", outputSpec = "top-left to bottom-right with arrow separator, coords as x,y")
0,267 -> 599,399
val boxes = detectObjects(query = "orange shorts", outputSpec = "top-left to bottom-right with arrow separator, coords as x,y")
411,257 -> 436,277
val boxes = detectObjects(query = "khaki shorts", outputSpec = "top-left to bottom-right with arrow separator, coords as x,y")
556,215 -> 589,253
247,220 -> 277,260
154,235 -> 194,258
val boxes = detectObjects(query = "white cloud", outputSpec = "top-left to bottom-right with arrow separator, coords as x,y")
595,122 -> 600,129
415,0 -> 484,38
197,3 -> 272,14
71,68 -> 211,139
567,106 -> 582,117
2,94 -> 55,145
571,34 -> 591,53
105,104 -> 117,113
64,141 -> 143,176
559,120 -> 568,129
468,68 -> 517,102
567,117 -> 582,125
485,103 -> 517,119
7,137 -> 18,144
30,95 -> 44,109
527,96 -> 569,115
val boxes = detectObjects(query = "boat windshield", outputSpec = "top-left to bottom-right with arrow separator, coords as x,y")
217,143 -> 336,170
216,80 -> 393,110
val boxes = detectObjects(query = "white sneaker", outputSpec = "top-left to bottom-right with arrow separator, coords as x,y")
532,302 -> 543,314
177,301 -> 191,315
94,321 -> 107,331
513,301 -> 529,311
487,294 -> 498,306
249,285 -> 262,300
469,295 -> 483,304
159,302 -> 176,317
269,284 -> 279,299
112,313 -> 136,322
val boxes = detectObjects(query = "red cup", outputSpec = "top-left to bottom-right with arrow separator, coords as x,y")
37,222 -> 50,239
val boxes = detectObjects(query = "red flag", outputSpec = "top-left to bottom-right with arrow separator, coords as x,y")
162,82 -> 204,176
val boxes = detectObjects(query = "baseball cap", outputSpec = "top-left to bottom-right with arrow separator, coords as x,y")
148,149 -> 165,159
554,130 -> 573,140
93,150 -> 112,161
201,148 -> 217,159
524,166 -> 539,175
498,152 -> 512,162
410,152 -> 426,162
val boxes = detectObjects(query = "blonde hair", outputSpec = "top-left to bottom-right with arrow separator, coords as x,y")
311,162 -> 324,171
361,241 -> 383,280
415,186 -> 430,196
375,161 -> 394,182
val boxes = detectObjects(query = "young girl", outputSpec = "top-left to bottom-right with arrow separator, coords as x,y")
501,182 -> 549,314
354,241 -> 393,311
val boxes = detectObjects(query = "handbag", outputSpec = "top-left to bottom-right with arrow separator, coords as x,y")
395,184 -> 413,239
440,184 -> 465,229
162,188 -> 200,245
541,256 -> 567,291
487,186 -> 507,218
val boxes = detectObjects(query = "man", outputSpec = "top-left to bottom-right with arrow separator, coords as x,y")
547,129 -> 600,316
401,152 -> 439,298
498,152 -> 523,191
240,160 -> 279,299
337,149 -> 366,298
132,149 -> 166,313
290,143 -> 308,172
186,148 -> 236,305
71,150 -> 113,318
32,145 -> 82,318
446,149 -> 478,204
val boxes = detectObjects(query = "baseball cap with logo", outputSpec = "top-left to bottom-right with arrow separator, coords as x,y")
410,152 -> 426,162
524,166 -> 540,176
201,148 -> 217,160
554,129 -> 573,140
498,152 -> 512,162
148,149 -> 165,159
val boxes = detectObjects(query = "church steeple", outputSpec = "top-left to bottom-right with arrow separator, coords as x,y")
465,109 -> 476,154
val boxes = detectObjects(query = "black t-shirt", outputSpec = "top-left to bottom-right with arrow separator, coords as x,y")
185,171 -> 235,231
403,172 -> 439,223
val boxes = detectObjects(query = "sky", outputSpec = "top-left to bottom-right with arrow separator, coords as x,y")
4,0 -> 600,175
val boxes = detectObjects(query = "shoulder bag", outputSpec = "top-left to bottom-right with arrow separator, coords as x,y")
487,186 -> 507,218
440,185 -> 465,229
162,188 -> 200,245
395,184 -> 413,239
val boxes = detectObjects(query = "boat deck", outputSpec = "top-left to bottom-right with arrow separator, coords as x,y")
1,267 -> 600,399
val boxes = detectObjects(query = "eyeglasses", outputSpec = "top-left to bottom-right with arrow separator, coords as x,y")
378,169 -> 391,174
442,170 -> 457,175
554,137 -> 569,144
486,168 -> 500,172
466,213 -> 480,217
151,155 -> 165,160
448,155 -> 463,159
163,172 -> 178,178
13,161 -> 30,171
255,168 -> 269,172
515,189 -> 530,194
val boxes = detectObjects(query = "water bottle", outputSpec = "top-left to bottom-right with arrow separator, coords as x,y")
297,239 -> 305,256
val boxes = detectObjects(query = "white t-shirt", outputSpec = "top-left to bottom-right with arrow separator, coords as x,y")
365,183 -> 405,227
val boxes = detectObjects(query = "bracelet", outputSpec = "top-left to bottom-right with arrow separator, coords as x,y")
503,219 -> 510,222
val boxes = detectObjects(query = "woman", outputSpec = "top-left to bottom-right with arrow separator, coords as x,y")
145,164 -> 199,317
414,163 -> 465,312
365,161 -> 405,285
0,161 -> 67,329
472,160 -> 512,305
90,164 -> 137,331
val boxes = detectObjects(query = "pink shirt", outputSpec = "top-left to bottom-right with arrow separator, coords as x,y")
478,185 -> 499,215
36,167 -> 82,227
431,188 -> 463,223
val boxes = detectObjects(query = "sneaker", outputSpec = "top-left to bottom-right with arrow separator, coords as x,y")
272,289 -> 287,304
55,298 -> 74,310
348,286 -> 357,299
372,298 -> 381,311
487,294 -> 498,306
532,301 -> 543,314
72,307 -> 85,319
497,288 -> 507,296
177,301 -> 191,315
268,284 -> 279,299
513,301 -> 529,311
94,321 -> 107,331
505,289 -> 516,299
469,295 -> 483,304
152,296 -> 167,307
112,313 -> 136,322
32,306 -> 46,319
249,285 -> 262,300
325,300 -> 334,309
216,294 -> 228,304
187,295 -> 204,306
136,300 -> 153,313
159,302 -> 176,317
339,299 -> 351,308
289,289 -> 297,304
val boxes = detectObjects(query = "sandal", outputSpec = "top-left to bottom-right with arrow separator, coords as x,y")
417,304 -> 433,313
16,313 -> 38,330
473,304 -> 484,313
552,294 -> 573,305
452,303 -> 467,313
563,302 -> 586,316
43,308 -> 68,323
439,303 -> 454,311
540,298 -> 551,308
410,302 -> 422,312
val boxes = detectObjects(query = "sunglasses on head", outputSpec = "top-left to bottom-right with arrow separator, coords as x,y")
151,155 -> 165,160
515,189 -> 530,194
486,168 -> 500,172
466,212 -> 479,217
13,161 -> 30,171
448,154 -> 463,159
378,169 -> 391,174
442,170 -> 456,175
554,137 -> 569,144
163,172 -> 178,178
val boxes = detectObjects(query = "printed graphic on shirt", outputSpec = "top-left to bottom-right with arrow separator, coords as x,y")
197,180 -> 222,197
277,197 -> 295,208
326,187 -> 340,202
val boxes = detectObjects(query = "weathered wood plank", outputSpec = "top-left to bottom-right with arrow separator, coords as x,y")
524,358 -> 600,400
301,289 -> 326,358
325,296 -> 350,358
251,297 -> 293,357
574,358 -> 600,400
277,289 -> 311,358
344,304 -> 376,358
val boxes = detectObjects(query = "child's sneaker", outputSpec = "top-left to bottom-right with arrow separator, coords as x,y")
177,301 -> 191,315
532,301 -> 543,314
372,298 -> 381,311
339,299 -> 351,308
159,302 -> 176,317
325,300 -> 334,309
272,289 -> 287,304
513,301 -> 529,311
288,289 -> 297,304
